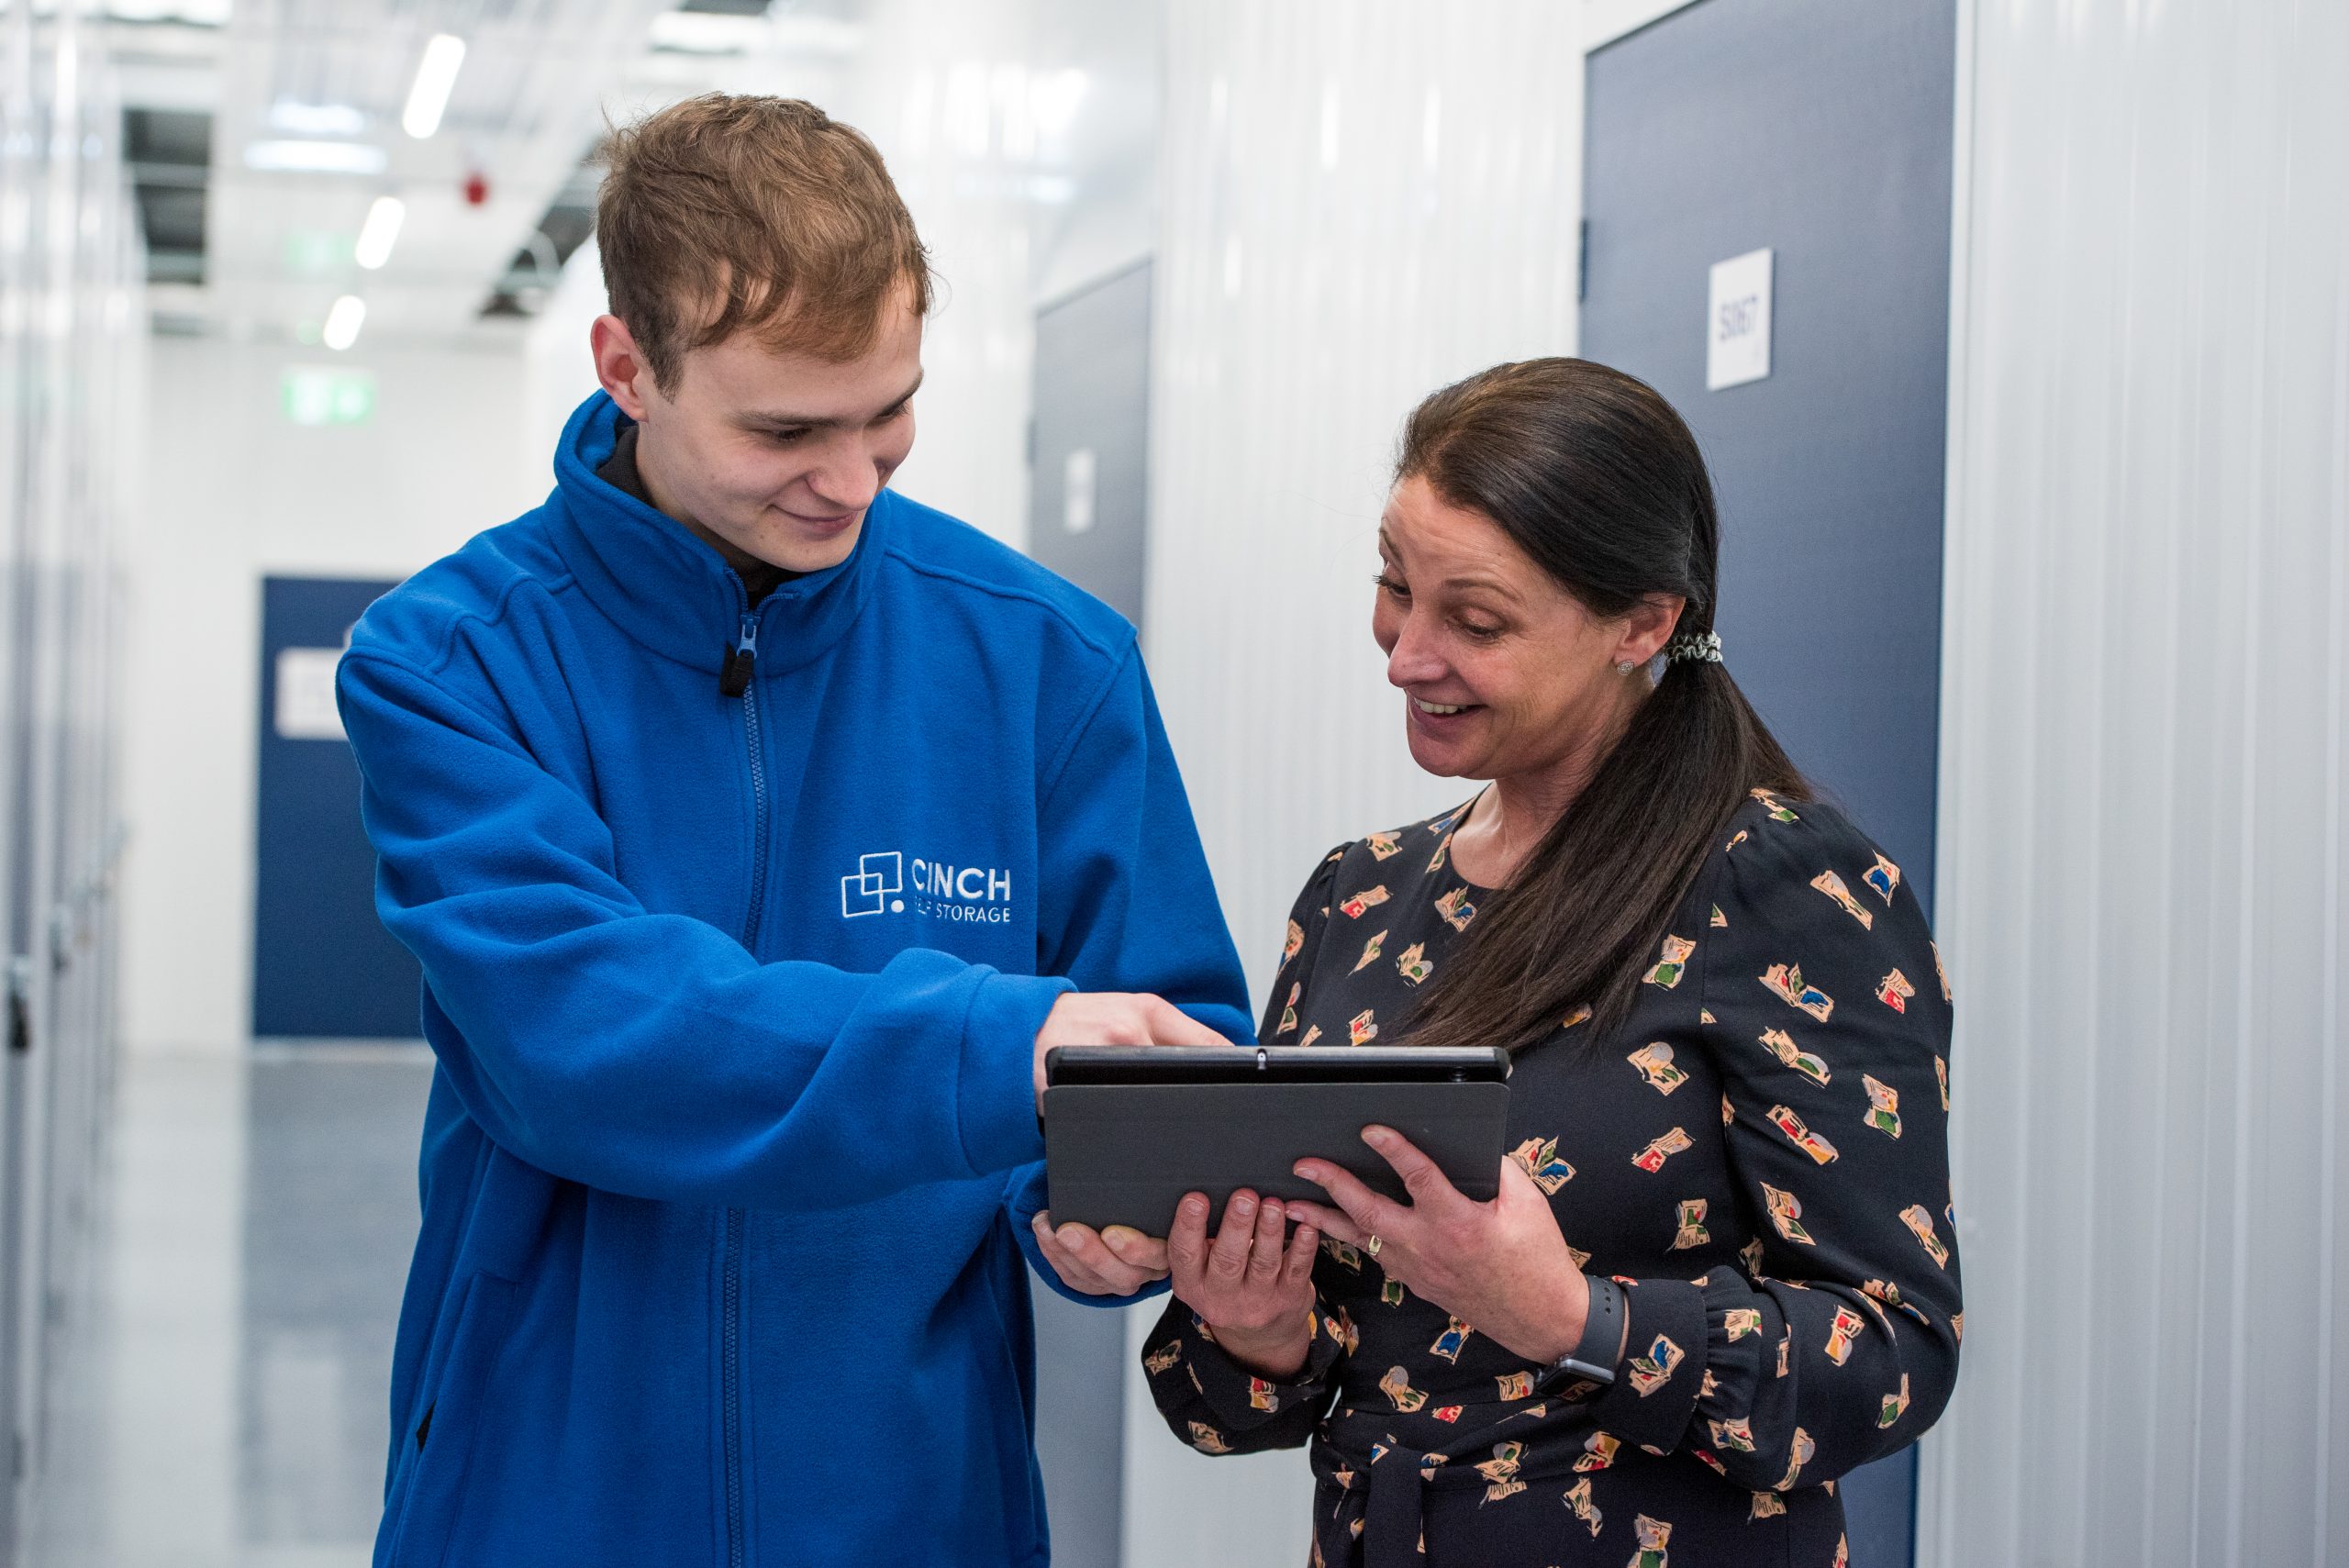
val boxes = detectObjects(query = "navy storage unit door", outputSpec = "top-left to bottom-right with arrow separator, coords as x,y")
1580,0 -> 1957,1561
252,575 -> 421,1040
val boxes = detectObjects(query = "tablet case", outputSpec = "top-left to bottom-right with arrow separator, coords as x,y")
1041,1052 -> 1512,1235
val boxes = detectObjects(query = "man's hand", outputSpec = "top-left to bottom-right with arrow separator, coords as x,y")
1030,1216 -> 1171,1296
1032,991 -> 1230,1106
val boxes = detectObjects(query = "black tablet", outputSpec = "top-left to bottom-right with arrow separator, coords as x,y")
1040,1045 -> 1512,1236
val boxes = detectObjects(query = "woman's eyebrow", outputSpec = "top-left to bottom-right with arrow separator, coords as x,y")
1442,573 -> 1521,603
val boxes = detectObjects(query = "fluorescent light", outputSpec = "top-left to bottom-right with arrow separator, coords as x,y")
1030,69 -> 1087,139
245,139 -> 388,174
354,195 -> 405,270
270,100 -> 365,136
322,295 -> 366,351
402,33 -> 466,139
647,12 -> 767,54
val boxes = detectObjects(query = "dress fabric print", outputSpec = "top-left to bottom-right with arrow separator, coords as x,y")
1142,794 -> 1962,1568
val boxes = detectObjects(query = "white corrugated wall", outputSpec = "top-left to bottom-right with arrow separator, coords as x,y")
1923,0 -> 2349,1562
1124,4 -> 1587,1562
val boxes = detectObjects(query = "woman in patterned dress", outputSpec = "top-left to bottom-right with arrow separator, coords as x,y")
1128,360 -> 1961,1566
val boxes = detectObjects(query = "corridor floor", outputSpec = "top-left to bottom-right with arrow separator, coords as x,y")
33,1046 -> 434,1568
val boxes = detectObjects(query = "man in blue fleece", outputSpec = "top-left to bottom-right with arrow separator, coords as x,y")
338,94 -> 1249,1567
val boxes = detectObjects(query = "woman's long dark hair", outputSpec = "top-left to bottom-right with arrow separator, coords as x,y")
1400,359 -> 1808,1049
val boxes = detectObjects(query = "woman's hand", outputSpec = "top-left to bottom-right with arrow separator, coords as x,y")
1288,1127 -> 1593,1365
1030,1216 -> 1171,1297
1164,1189 -> 1321,1380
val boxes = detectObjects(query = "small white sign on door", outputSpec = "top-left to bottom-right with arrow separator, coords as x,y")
1062,447 -> 1097,534
274,646 -> 348,741
1707,247 -> 1774,391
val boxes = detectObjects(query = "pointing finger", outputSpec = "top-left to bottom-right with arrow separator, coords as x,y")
1146,996 -> 1234,1048
1362,1126 -> 1461,1211
1280,1200 -> 1358,1244
1293,1159 -> 1403,1240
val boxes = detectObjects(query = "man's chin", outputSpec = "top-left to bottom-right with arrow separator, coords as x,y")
765,515 -> 864,574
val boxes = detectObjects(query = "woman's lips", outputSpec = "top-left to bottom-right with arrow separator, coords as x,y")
1407,695 -> 1484,733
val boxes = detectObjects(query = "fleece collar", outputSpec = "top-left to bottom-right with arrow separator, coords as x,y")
543,390 -> 887,678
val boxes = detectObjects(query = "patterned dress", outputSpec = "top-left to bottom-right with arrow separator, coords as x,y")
1141,791 -> 1962,1568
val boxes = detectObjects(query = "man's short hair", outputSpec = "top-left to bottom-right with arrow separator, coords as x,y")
596,94 -> 932,393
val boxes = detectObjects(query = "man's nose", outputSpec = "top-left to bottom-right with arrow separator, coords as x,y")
805,443 -> 885,512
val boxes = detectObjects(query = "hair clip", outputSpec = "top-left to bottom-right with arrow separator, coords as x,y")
1664,630 -> 1723,664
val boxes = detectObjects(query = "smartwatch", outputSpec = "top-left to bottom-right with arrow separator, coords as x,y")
1531,1275 -> 1625,1399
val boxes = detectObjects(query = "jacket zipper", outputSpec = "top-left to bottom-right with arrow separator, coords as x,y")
720,604 -> 764,1568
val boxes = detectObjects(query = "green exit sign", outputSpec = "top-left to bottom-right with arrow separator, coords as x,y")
282,366 -> 374,427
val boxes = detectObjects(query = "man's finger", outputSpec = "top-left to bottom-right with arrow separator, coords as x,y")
1207,1190 -> 1259,1281
1147,997 -> 1234,1048
1363,1126 -> 1459,1209
1054,1221 -> 1156,1296
1102,1226 -> 1170,1274
1031,1215 -> 1108,1294
1294,1159 -> 1402,1240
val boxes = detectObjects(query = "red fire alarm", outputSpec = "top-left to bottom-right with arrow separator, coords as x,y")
462,171 -> 489,206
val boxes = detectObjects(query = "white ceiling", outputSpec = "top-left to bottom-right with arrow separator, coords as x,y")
109,0 -> 863,348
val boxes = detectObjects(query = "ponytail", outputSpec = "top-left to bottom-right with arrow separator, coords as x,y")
1393,360 -> 1807,1049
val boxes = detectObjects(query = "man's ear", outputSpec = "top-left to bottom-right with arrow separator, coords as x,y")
590,314 -> 659,421
1615,593 -> 1688,669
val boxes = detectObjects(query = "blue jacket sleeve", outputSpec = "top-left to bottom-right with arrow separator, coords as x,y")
338,646 -> 1072,1214
1005,645 -> 1253,1305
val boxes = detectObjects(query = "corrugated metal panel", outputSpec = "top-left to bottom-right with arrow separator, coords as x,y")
1141,0 -> 1586,1018
1126,6 -> 1585,1563
1924,1 -> 2349,1562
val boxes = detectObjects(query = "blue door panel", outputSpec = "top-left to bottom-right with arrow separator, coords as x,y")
1581,0 -> 1959,1561
252,575 -> 422,1040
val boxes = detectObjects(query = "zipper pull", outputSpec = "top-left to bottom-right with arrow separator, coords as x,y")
718,612 -> 758,698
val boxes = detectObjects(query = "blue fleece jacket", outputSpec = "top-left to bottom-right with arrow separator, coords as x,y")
338,391 -> 1252,1568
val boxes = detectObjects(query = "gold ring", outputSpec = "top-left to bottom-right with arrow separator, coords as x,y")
1365,1234 -> 1383,1257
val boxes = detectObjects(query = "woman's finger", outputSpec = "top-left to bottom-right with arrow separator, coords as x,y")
1361,1125 -> 1464,1212
1207,1190 -> 1261,1281
1281,1199 -> 1362,1246
1293,1159 -> 1405,1240
1244,1196 -> 1287,1284
1163,1193 -> 1211,1287
1280,1222 -> 1320,1291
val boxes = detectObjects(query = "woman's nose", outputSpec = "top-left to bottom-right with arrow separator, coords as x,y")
1386,616 -> 1449,688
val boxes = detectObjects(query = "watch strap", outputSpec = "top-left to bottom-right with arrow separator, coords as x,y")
1533,1274 -> 1625,1396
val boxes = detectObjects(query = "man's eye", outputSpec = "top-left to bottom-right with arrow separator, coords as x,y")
768,428 -> 811,445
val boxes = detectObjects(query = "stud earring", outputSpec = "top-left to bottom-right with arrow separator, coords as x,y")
1616,660 -> 1637,675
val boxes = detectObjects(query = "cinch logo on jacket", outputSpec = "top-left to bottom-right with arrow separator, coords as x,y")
841,851 -> 1013,922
